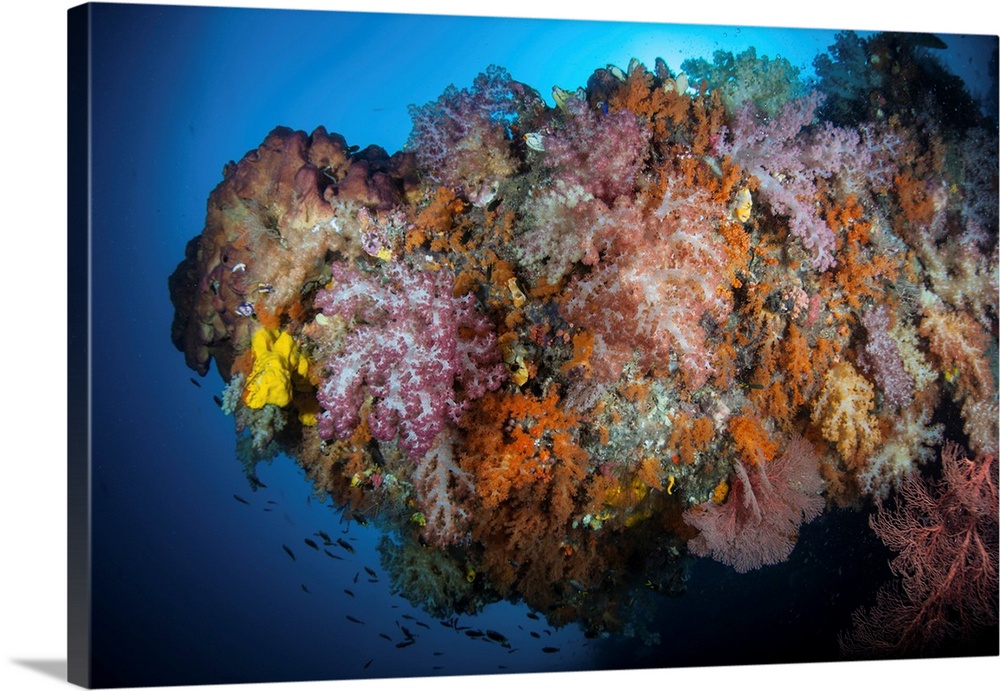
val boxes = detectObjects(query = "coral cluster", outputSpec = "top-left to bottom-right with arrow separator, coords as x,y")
170,33 -> 998,649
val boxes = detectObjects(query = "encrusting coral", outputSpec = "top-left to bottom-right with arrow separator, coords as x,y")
170,33 -> 998,649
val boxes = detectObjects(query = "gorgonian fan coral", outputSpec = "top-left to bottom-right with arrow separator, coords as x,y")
170,35 -> 998,651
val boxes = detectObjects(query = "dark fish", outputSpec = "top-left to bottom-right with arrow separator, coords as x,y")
486,630 -> 508,645
212,395 -> 223,408
379,633 -> 393,642
344,589 -> 355,597
316,530 -> 332,543
364,566 -> 378,578
267,500 -> 278,505
301,584 -> 311,594
526,612 -> 540,620
433,666 -> 444,670
346,615 -> 365,624
337,538 -> 356,553
304,538 -> 319,550
465,629 -> 484,638
543,629 -> 552,636
368,578 -> 379,584
232,494 -> 250,505
415,621 -> 430,630
400,625 -> 415,640
282,545 -> 296,561
433,652 -> 444,656
263,508 -> 273,512
324,549 -> 343,560
542,647 -> 560,654
530,631 -> 540,639
395,640 -> 415,649
363,659 -> 373,670
353,572 -> 359,583
189,377 -> 201,388
401,614 -> 416,621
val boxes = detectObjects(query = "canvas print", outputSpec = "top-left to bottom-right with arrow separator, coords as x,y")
68,2 -> 999,688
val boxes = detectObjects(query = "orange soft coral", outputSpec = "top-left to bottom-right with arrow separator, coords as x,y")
459,389 -> 589,509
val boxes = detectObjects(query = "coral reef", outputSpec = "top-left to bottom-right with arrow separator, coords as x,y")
170,33 -> 998,647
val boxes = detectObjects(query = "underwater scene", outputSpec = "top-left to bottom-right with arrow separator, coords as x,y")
80,1 -> 997,688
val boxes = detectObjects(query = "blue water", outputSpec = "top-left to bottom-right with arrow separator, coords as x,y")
80,3 -> 997,687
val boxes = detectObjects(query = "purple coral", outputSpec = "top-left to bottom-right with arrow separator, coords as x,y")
857,305 -> 914,409
314,261 -> 504,459
716,92 -> 838,271
542,97 -> 651,203
406,65 -> 546,197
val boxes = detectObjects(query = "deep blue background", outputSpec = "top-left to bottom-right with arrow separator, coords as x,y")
81,2 -> 997,687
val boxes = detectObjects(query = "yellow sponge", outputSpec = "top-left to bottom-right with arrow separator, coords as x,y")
241,329 -> 309,409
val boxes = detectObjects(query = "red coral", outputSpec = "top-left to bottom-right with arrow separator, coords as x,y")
841,444 -> 999,657
683,437 -> 825,572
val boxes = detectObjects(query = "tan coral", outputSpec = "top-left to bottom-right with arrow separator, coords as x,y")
811,362 -> 882,465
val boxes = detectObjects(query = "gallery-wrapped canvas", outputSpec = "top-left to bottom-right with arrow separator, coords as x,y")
67,2 -> 998,688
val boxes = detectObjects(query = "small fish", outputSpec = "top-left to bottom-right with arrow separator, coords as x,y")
364,566 -> 377,578
486,630 -> 508,645
363,659 -> 373,669
401,614 -> 416,621
465,629 -> 484,638
353,572 -> 359,584
368,579 -> 378,584
415,621 -> 430,630
344,589 -> 355,597
530,631 -> 541,638
433,666 -> 444,670
323,549 -> 342,560
542,647 -> 560,654
526,612 -> 540,620
301,584 -> 311,594
346,615 -> 365,625
395,640 -> 415,649
379,633 -> 393,642
263,508 -> 273,512
433,652 -> 444,656
282,545 -> 296,561
189,377 -> 201,388
304,538 -> 319,550
400,625 -> 415,640
212,395 -> 223,408
267,500 -> 278,505
337,538 -> 356,553
232,494 -> 250,505
316,530 -> 332,543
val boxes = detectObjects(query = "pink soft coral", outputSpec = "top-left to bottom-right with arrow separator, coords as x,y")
561,180 -> 732,389
313,262 -> 504,459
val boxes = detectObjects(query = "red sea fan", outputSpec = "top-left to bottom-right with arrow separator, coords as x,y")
683,437 -> 825,573
840,444 -> 999,657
